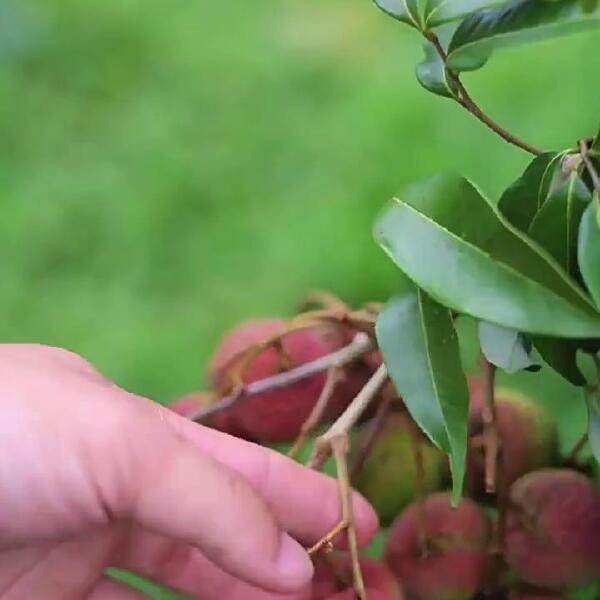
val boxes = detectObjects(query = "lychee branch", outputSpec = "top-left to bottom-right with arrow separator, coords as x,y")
579,138 -> 600,195
425,31 -> 542,157
309,363 -> 388,470
479,354 -> 499,495
190,333 -> 374,423
332,434 -> 367,600
288,366 -> 342,460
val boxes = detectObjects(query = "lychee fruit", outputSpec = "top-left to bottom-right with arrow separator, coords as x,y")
385,492 -> 490,600
508,591 -> 565,600
168,392 -> 254,439
466,383 -> 558,498
312,554 -> 402,600
504,468 -> 600,589
209,318 -> 354,443
353,411 -> 446,526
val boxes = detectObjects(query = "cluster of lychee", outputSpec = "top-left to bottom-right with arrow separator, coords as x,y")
171,317 -> 600,600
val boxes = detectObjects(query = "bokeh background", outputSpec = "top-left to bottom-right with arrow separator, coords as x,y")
2,1 -> 599,598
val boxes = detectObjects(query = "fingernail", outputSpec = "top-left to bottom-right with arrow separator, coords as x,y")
275,533 -> 314,586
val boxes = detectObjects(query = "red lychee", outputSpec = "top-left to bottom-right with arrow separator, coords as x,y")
168,392 -> 253,439
209,318 -> 352,443
385,492 -> 490,600
312,554 -> 402,600
466,382 -> 558,497
504,469 -> 600,589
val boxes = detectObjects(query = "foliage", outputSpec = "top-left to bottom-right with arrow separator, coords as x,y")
371,0 -> 600,494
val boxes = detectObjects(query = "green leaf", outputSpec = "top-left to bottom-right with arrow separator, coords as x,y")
478,321 -> 536,373
376,287 -> 468,503
373,0 -> 502,29
498,152 -> 563,232
374,173 -> 600,338
532,336 -> 587,386
447,0 -> 600,73
373,0 -> 422,28
423,0 -> 503,27
528,171 -> 592,277
578,194 -> 600,308
416,24 -> 460,98
585,385 -> 600,463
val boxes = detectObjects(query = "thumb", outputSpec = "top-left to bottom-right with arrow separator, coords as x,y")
105,393 -> 314,594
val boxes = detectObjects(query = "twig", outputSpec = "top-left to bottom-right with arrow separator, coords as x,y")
563,433 -> 589,464
299,290 -> 348,312
190,333 -> 373,423
309,363 -> 388,470
410,426 -> 429,558
480,354 -> 499,495
288,367 -> 341,460
307,520 -> 348,556
332,435 -> 366,600
579,139 -> 600,195
349,395 -> 392,480
427,32 -> 542,156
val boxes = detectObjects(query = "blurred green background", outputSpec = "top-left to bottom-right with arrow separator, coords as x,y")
2,0 -> 599,598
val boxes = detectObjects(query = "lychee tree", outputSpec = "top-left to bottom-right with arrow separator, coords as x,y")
175,1 -> 600,598
370,0 -> 600,501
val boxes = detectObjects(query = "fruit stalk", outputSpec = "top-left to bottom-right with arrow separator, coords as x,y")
332,434 -> 366,600
190,332 -> 373,423
288,366 -> 341,459
309,363 -> 388,469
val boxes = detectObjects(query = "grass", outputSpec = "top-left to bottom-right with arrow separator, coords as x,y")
1,0 -> 599,597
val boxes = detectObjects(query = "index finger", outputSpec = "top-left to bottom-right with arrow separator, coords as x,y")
163,408 -> 379,548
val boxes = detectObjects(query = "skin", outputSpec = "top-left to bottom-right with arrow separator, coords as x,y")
0,344 -> 378,600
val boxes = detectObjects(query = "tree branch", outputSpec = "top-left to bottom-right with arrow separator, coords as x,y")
190,333 -> 374,423
288,366 -> 341,460
579,139 -> 600,196
332,435 -> 366,600
427,32 -> 542,157
480,353 -> 499,495
309,363 -> 388,470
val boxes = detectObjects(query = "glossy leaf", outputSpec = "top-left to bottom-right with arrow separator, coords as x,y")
373,0 -> 421,28
498,152 -> 562,232
528,171 -> 591,276
376,287 -> 468,503
479,321 -> 536,374
416,24 -> 460,98
532,336 -> 587,386
423,0 -> 503,26
578,194 -> 600,308
447,0 -> 600,72
373,0 -> 502,29
374,173 -> 600,338
585,385 -> 600,463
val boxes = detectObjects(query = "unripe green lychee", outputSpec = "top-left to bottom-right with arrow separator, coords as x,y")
353,411 -> 446,526
466,382 -> 559,497
209,318 -> 351,443
504,469 -> 600,590
385,492 -> 490,600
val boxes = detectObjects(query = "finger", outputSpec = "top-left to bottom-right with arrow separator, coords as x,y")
0,532 -> 116,600
88,579 -> 147,600
162,407 -> 379,547
105,400 -> 314,594
112,527 -> 312,600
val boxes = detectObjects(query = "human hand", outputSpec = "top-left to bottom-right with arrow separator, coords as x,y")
0,344 -> 378,599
